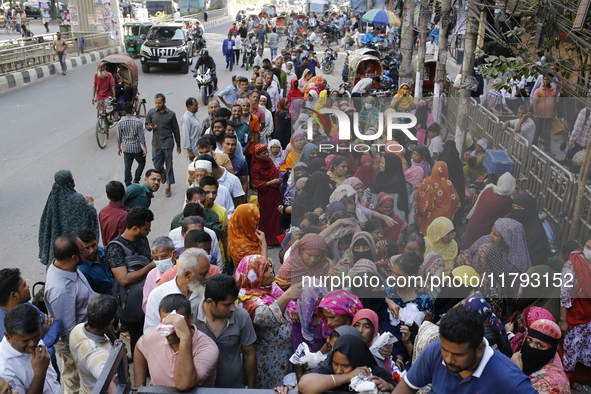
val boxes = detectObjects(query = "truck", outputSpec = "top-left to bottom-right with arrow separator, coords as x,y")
145,0 -> 179,16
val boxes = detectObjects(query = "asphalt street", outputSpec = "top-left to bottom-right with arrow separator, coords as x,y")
0,19 -> 347,284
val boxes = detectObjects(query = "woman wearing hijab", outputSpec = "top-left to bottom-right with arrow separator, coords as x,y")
276,233 -> 332,289
425,217 -> 458,275
275,97 -> 290,124
274,110 -> 293,149
438,140 -> 466,226
411,145 -> 433,177
461,217 -> 531,295
250,144 -> 283,246
228,203 -> 266,268
323,201 -> 346,225
279,132 -> 307,172
316,289 -> 364,338
300,143 -> 319,165
336,231 -> 376,274
375,192 -> 408,245
366,153 -> 410,222
461,292 -> 505,333
326,155 -> 349,187
307,157 -> 327,174
511,319 -> 570,394
298,335 -> 396,393
507,306 -> 555,353
560,239 -> 591,388
352,309 -> 393,370
287,79 -> 304,102
268,139 -> 283,169
414,100 -> 434,144
39,170 -> 99,266
402,152 -> 425,192
463,138 -> 488,182
414,161 -> 462,235
463,172 -> 515,249
390,82 -> 416,112
258,95 -> 274,146
507,193 -> 550,265
353,155 -> 377,189
343,177 -> 370,209
234,255 -> 297,388
291,171 -> 334,225
358,96 -> 380,134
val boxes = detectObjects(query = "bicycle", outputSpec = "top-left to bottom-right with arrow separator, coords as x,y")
95,98 -> 119,149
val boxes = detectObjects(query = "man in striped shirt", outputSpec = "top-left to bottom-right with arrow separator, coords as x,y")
69,295 -> 118,394
117,102 -> 147,186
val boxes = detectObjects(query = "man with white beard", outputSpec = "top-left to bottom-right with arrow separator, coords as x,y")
92,62 -> 115,106
143,248 -> 211,333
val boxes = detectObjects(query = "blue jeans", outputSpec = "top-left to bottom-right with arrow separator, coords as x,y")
57,53 -> 67,73
123,151 -> 146,186
270,47 -> 278,60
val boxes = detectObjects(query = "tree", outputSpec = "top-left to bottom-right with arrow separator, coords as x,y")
399,0 -> 416,85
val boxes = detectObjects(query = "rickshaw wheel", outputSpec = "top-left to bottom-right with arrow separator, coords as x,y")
96,116 -> 109,149
136,101 -> 147,122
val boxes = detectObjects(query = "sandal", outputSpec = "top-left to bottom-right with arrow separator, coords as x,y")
165,188 -> 171,198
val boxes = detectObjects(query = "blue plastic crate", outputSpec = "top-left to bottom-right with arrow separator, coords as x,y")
484,149 -> 514,176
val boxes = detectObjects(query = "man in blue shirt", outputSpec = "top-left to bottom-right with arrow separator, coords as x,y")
218,75 -> 239,108
393,306 -> 537,394
255,28 -> 266,51
76,228 -> 114,295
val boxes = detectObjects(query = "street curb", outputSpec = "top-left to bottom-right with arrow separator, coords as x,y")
0,45 -> 125,94
0,14 -> 232,94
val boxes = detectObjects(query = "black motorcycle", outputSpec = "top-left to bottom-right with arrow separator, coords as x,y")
320,47 -> 337,74
243,44 -> 256,71
286,34 -> 300,52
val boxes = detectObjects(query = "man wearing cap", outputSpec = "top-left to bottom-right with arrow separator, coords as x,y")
190,160 -> 235,217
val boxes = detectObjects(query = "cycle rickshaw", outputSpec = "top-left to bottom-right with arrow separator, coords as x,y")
95,54 -> 147,149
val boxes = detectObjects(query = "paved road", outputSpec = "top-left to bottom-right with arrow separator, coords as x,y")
0,19 -> 347,284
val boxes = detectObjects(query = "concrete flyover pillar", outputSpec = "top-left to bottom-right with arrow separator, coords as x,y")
67,0 -> 122,44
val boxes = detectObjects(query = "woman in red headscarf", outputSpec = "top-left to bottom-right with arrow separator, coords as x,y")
251,144 -> 284,246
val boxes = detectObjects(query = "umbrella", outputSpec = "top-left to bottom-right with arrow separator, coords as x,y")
361,9 -> 402,26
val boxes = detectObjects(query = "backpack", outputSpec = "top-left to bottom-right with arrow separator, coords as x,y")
107,240 -> 151,322
31,282 -> 47,314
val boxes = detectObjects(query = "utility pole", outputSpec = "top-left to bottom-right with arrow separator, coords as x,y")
454,0 -> 479,154
414,0 -> 430,99
399,0 -> 415,86
569,135 -> 591,240
433,0 -> 451,122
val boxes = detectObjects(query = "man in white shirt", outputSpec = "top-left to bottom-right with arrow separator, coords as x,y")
0,304 -> 60,394
197,154 -> 246,206
69,295 -> 118,394
173,8 -> 180,19
181,97 -> 203,162
501,105 -> 536,146
425,36 -> 436,56
168,205 -> 222,267
143,248 -> 211,333
351,76 -> 381,97
254,48 -> 265,68
192,160 -> 236,216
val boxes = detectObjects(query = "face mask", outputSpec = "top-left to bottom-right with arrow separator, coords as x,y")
583,248 -> 591,260
521,336 -> 556,376
256,85 -> 263,90
292,56 -> 296,60
364,103 -> 373,109
155,257 -> 174,273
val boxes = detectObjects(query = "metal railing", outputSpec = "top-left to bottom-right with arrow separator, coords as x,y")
0,32 -> 113,75
92,340 -> 130,394
441,88 -> 591,248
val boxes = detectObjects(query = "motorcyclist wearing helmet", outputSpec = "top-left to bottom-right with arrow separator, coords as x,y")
194,49 -> 217,91
241,32 -> 256,68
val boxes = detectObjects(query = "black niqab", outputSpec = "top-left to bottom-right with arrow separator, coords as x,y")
507,193 -> 550,265
370,153 -> 409,213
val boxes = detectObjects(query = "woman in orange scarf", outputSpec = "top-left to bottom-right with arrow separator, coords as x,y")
228,203 -> 267,269
414,161 -> 461,235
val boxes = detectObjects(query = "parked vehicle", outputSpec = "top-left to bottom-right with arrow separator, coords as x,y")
243,43 -> 256,70
347,51 -> 383,89
320,47 -> 337,74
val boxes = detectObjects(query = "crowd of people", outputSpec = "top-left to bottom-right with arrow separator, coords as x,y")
1,18 -> 590,394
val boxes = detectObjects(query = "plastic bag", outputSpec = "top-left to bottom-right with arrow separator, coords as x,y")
369,332 -> 398,360
349,373 -> 378,393
398,303 -> 425,327
289,342 -> 327,369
